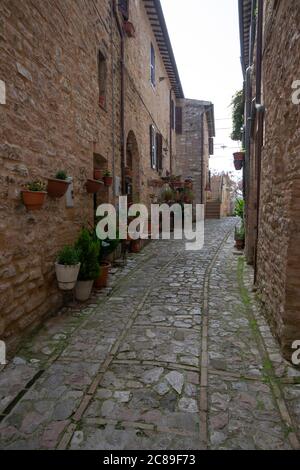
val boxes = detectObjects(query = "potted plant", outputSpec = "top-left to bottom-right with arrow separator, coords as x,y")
184,178 -> 193,189
94,169 -> 103,180
74,228 -> 100,301
125,167 -> 133,178
233,150 -> 245,170
47,170 -> 70,198
103,170 -> 113,187
21,180 -> 47,211
235,224 -> 245,250
86,178 -> 104,193
55,245 -> 81,290
182,188 -> 195,204
161,188 -> 175,204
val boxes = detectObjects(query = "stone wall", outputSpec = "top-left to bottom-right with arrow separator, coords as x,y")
175,99 -> 211,206
0,0 -> 122,352
256,0 -> 300,359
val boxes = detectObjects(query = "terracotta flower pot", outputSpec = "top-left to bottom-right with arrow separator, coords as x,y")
125,167 -> 133,178
47,178 -> 70,198
235,239 -> 245,250
94,261 -> 111,289
55,262 -> 80,290
86,179 -> 103,193
233,152 -> 245,171
130,239 -> 141,253
21,190 -> 47,211
75,280 -> 94,301
103,176 -> 113,187
94,169 -> 103,180
124,21 -> 135,38
99,95 -> 106,108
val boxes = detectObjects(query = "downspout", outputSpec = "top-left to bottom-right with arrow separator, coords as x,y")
254,0 -> 265,284
200,113 -> 204,205
113,1 -> 126,195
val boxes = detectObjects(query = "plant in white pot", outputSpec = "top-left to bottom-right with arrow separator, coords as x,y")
55,245 -> 81,290
75,228 -> 100,301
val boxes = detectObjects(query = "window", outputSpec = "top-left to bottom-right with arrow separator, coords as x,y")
171,99 -> 175,130
175,106 -> 183,134
118,0 -> 129,20
150,125 -> 163,171
150,43 -> 156,87
98,50 -> 107,108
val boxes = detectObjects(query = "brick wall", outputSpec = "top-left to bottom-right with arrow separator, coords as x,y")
255,1 -> 300,359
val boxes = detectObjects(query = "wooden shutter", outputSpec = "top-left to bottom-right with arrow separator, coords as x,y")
156,133 -> 163,171
150,125 -> 156,169
175,106 -> 182,134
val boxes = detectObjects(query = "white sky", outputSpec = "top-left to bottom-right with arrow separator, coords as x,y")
160,0 -> 243,176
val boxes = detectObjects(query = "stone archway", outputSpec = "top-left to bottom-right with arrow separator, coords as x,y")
126,130 -> 140,204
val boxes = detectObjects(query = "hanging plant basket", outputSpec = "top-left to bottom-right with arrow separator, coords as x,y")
86,179 -> 103,194
124,21 -> 135,38
47,178 -> 70,198
21,190 -> 47,211
233,152 -> 245,171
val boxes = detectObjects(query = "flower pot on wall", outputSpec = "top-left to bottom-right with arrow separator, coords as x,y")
75,280 -> 94,301
21,190 -> 47,211
124,21 -> 135,38
94,261 -> 111,289
103,176 -> 113,187
99,95 -> 106,108
55,262 -> 80,290
47,178 -> 70,198
94,169 -> 103,181
233,152 -> 245,171
86,179 -> 103,193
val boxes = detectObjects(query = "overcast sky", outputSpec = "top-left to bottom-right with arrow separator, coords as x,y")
160,0 -> 243,176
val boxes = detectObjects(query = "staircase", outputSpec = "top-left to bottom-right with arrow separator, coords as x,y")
205,201 -> 221,219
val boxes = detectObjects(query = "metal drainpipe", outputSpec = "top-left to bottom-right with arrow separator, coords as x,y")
200,113 -> 204,205
113,1 -> 126,195
254,0 -> 264,284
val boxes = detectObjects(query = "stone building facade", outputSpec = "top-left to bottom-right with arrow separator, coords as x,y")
0,0 -> 214,353
239,0 -> 300,360
175,99 -> 215,206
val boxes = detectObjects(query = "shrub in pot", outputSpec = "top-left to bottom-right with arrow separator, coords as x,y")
55,245 -> 80,290
75,228 -> 100,301
103,170 -> 113,187
47,170 -> 70,198
235,224 -> 245,250
21,180 -> 47,211
94,231 -> 121,289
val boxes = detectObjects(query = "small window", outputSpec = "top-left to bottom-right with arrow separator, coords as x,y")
98,51 -> 107,108
156,133 -> 163,171
150,43 -> 156,87
118,0 -> 129,20
175,107 -> 183,134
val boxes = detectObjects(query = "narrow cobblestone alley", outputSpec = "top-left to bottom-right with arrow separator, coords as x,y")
1,219 -> 300,450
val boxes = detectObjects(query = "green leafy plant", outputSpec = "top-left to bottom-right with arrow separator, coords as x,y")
230,89 -> 244,141
55,170 -> 68,180
161,188 -> 175,202
57,245 -> 80,265
25,180 -> 46,192
235,223 -> 245,240
75,228 -> 100,281
103,170 -> 111,177
234,198 -> 245,220
182,188 -> 195,202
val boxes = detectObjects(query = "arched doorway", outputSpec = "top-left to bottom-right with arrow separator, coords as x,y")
126,131 -> 140,204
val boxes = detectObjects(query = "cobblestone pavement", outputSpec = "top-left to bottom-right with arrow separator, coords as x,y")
1,218 -> 300,450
